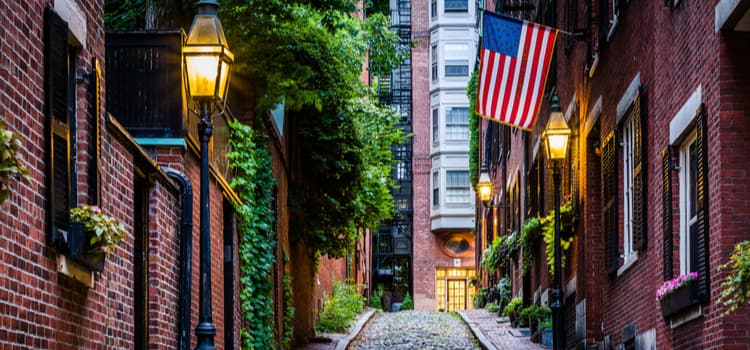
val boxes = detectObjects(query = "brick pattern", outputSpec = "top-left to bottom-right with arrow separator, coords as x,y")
481,0 -> 750,349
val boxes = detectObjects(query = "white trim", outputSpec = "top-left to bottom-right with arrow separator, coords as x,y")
669,85 -> 702,145
565,277 -> 577,297
565,93 -> 577,123
55,0 -> 87,48
616,251 -> 639,277
669,305 -> 703,329
715,0 -> 742,33
678,132 -> 698,275
616,73 -> 641,123
584,96 -> 603,137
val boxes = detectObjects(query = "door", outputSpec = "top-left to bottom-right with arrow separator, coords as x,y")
446,279 -> 467,311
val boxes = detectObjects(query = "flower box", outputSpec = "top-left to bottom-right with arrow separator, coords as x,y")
659,278 -> 699,318
69,222 -> 106,272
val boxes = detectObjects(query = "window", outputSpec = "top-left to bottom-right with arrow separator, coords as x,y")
679,131 -> 698,275
433,171 -> 440,206
396,161 -> 408,180
445,107 -> 469,141
431,45 -> 438,81
444,43 -> 469,77
445,0 -> 468,12
622,115 -> 636,262
431,0 -> 438,18
45,8 -> 76,245
446,170 -> 470,204
432,108 -> 439,144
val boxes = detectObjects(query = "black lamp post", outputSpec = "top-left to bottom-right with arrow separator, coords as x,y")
183,1 -> 233,349
542,94 -> 570,350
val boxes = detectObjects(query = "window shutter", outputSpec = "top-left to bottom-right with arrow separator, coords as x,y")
695,104 -> 710,301
661,147 -> 673,281
602,131 -> 619,274
632,86 -> 647,250
45,8 -> 71,245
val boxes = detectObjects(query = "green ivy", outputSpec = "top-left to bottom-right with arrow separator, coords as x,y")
467,70 -> 479,188
718,240 -> 750,316
0,120 -> 30,203
228,120 -> 277,350
281,251 -> 295,349
540,198 -> 574,276
520,217 -> 541,275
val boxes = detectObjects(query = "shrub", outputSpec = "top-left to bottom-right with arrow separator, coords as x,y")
370,285 -> 383,310
519,304 -> 551,331
486,301 -> 499,313
316,282 -> 365,333
497,277 -> 512,311
502,297 -> 523,326
473,288 -> 488,308
400,292 -> 414,310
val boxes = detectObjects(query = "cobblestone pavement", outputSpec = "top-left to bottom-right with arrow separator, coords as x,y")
347,310 -> 481,350
459,309 -> 546,350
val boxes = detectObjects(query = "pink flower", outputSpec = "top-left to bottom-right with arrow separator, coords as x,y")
91,206 -> 101,214
656,272 -> 698,301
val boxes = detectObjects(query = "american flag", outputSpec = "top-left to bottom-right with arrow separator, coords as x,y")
477,11 -> 558,130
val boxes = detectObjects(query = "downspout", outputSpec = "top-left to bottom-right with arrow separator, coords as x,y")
164,167 -> 193,350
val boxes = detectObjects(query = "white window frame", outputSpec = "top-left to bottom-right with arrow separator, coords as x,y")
432,108 -> 440,144
445,107 -> 469,141
445,170 -> 471,204
433,171 -> 440,207
431,0 -> 438,18
443,43 -> 469,77
444,0 -> 469,13
679,130 -> 698,275
431,45 -> 438,81
621,115 -> 636,263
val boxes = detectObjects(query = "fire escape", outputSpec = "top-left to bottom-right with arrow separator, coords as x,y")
372,0 -> 413,308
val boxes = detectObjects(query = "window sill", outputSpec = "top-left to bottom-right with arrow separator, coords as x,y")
616,252 -> 639,277
57,255 -> 95,288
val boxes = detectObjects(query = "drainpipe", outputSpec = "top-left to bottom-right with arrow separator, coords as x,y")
164,167 -> 193,350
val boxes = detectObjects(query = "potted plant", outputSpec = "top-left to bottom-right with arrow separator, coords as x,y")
0,120 -> 30,204
540,316 -> 553,348
70,205 -> 127,271
657,272 -> 699,318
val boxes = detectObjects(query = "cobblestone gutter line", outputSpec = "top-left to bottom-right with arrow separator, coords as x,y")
457,310 -> 499,350
334,308 -> 377,350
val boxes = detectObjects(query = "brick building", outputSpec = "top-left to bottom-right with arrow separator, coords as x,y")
0,1 -> 363,348
477,0 -> 750,349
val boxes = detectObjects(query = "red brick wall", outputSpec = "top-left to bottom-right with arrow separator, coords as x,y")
411,0 -> 435,309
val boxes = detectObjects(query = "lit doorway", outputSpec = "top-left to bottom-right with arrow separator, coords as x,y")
435,268 -> 476,311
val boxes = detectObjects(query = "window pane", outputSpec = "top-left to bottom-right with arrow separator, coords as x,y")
445,0 -> 468,12
432,108 -> 439,143
431,0 -> 438,18
433,172 -> 440,205
446,170 -> 470,203
689,140 -> 697,219
446,107 -> 469,140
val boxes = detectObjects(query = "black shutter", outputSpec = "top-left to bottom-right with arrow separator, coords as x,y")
602,131 -> 619,274
632,86 -> 647,250
661,147 -> 673,281
695,104 -> 710,301
45,8 -> 71,245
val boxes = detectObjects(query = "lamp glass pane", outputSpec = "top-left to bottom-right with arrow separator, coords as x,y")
478,183 -> 492,202
186,55 -> 219,97
217,60 -> 230,100
547,134 -> 569,160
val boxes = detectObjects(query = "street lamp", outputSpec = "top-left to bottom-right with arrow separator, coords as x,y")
476,164 -> 493,208
184,1 -> 233,349
543,94 -> 570,350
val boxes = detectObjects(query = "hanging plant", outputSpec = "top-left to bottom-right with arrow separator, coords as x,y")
0,120 -> 30,204
718,240 -> 750,316
520,217 -> 541,274
540,195 -> 576,275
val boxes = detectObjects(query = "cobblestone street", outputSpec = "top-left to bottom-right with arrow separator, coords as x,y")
347,311 -> 480,350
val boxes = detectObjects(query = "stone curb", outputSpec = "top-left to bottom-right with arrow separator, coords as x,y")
456,310 -> 498,350
334,308 -> 377,350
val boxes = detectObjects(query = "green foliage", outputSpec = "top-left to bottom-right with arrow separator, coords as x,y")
104,0 -> 146,29
370,285 -> 383,310
0,120 -> 29,204
228,121 -> 277,350
486,301 -> 499,313
540,197 -> 575,276
281,252 -> 295,349
482,236 -> 505,276
473,288 -> 488,309
520,217 -> 541,275
519,304 -> 551,330
718,240 -> 750,316
496,277 -> 512,311
502,297 -> 523,321
400,292 -> 414,310
316,281 -> 366,333
467,70 -> 479,187
69,205 -> 127,254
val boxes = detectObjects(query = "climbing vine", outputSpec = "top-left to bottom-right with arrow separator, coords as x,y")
281,251 -> 295,349
467,70 -> 479,188
228,120 -> 277,350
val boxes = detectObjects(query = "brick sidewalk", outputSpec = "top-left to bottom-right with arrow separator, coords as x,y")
458,309 -> 547,350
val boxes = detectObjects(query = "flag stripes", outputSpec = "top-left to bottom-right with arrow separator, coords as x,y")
477,12 -> 558,130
